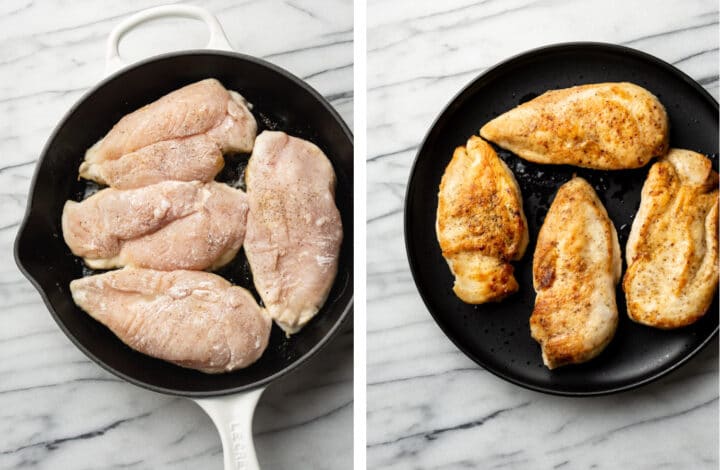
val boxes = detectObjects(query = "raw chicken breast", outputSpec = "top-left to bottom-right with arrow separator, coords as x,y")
81,78 -> 256,186
80,134 -> 224,189
62,181 -> 247,271
624,149 -> 718,328
436,136 -> 528,303
244,131 -> 343,335
70,268 -> 271,373
480,82 -> 668,170
531,177 -> 621,369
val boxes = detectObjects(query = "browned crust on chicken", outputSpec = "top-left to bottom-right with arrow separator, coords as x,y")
436,136 -> 529,304
480,82 -> 669,170
623,149 -> 719,329
530,177 -> 621,369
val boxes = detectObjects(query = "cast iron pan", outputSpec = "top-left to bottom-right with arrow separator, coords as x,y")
13,5 -> 352,468
405,42 -> 718,396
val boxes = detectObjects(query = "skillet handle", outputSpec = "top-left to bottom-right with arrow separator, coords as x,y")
195,387 -> 265,470
105,4 -> 234,76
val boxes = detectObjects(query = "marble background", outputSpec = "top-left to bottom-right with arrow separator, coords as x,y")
0,1 -> 352,469
367,0 -> 718,469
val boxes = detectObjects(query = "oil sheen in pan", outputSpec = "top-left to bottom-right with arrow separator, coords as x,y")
407,45 -> 719,396
479,144 -> 718,375
69,100 -> 328,365
493,91 -> 718,262
489,92 -> 717,289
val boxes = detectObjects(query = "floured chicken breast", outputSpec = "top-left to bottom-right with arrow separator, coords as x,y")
70,268 -> 271,373
62,181 -> 247,271
624,149 -> 719,329
480,82 -> 668,170
244,131 -> 342,335
531,177 -> 621,369
80,134 -> 224,189
80,78 -> 256,187
436,136 -> 528,303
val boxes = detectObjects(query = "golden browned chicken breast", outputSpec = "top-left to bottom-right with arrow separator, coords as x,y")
531,177 -> 621,369
436,136 -> 528,304
480,82 -> 669,170
624,149 -> 719,329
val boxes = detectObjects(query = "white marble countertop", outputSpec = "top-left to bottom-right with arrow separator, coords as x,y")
0,1 -> 352,469
367,0 -> 718,469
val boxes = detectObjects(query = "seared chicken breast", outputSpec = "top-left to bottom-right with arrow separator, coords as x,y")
480,82 -> 669,170
436,136 -> 529,303
70,268 -> 271,373
624,149 -> 719,328
531,177 -> 621,369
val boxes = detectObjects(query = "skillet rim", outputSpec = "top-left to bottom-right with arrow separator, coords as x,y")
404,41 -> 719,397
13,49 -> 354,398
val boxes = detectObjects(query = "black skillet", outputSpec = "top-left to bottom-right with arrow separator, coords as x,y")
13,5 -> 352,468
405,42 -> 718,396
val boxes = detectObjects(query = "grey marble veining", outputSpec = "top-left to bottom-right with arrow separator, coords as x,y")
367,0 -> 718,468
0,1 -> 352,469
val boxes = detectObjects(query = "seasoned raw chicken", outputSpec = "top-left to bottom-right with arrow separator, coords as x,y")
531,177 -> 621,369
80,78 -> 256,186
480,82 -> 669,170
624,149 -> 719,328
436,136 -> 528,303
62,181 -> 247,271
70,268 -> 271,373
80,134 -> 224,189
244,131 -> 342,334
